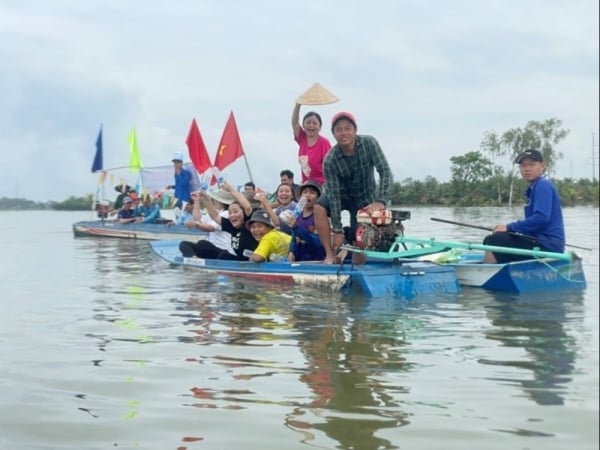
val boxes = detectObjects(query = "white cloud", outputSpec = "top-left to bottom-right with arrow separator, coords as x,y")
0,0 -> 597,200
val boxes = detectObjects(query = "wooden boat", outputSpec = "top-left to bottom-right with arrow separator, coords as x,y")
73,220 -> 208,241
357,236 -> 587,293
149,240 -> 460,299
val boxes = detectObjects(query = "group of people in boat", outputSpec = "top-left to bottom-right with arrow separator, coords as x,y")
105,101 -> 567,265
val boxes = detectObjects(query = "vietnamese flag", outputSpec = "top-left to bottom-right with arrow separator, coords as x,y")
213,111 -> 244,171
186,118 -> 211,173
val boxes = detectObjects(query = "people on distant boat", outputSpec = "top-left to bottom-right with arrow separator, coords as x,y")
170,200 -> 195,226
135,193 -> 162,223
179,182 -> 257,260
246,209 -> 291,263
282,180 -> 326,262
483,149 -> 565,263
109,183 -> 135,216
165,152 -> 192,210
117,196 -> 137,223
314,112 -> 393,264
291,104 -> 331,185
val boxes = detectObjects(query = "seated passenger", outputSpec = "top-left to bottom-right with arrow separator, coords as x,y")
117,196 -> 137,223
282,180 -> 325,262
179,182 -> 257,260
247,209 -> 292,262
135,193 -> 162,223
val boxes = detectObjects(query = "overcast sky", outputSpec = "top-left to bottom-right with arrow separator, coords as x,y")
1,0 -> 598,201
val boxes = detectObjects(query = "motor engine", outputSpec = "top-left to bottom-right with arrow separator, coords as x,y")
354,208 -> 410,252
95,200 -> 111,219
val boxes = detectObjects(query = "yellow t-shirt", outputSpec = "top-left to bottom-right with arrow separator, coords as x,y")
253,229 -> 292,261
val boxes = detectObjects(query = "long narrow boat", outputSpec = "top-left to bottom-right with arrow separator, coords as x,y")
149,240 -> 460,299
354,236 -> 587,293
73,220 -> 208,241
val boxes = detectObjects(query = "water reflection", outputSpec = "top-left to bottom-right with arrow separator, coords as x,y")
289,295 -> 412,450
478,290 -> 584,405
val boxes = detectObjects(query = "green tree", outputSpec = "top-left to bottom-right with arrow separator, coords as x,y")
449,151 -> 493,205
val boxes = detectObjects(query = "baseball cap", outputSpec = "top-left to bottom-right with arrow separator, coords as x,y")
172,152 -> 184,162
514,149 -> 543,164
331,112 -> 357,132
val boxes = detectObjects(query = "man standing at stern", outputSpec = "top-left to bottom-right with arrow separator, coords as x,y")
314,112 -> 393,264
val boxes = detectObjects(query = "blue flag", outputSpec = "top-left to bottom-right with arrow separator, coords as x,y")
91,125 -> 103,173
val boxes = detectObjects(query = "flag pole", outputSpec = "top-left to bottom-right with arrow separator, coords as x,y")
242,154 -> 254,183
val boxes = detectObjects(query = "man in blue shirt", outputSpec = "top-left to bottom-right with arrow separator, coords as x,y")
166,152 -> 192,209
483,149 -> 565,263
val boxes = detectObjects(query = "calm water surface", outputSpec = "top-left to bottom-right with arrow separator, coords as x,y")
0,207 -> 598,450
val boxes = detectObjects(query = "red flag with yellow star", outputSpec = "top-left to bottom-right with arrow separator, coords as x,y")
213,111 -> 244,171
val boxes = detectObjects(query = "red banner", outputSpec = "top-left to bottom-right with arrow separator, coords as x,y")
214,111 -> 244,171
186,118 -> 212,173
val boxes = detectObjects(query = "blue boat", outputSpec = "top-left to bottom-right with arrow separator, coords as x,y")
357,236 -> 587,293
73,220 -> 208,241
149,240 -> 460,299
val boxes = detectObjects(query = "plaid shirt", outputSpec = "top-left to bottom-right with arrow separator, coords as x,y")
323,135 -> 392,232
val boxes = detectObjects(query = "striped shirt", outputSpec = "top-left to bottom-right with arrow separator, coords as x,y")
322,135 -> 392,232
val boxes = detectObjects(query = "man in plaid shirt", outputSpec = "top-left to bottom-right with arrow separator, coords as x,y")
314,112 -> 393,264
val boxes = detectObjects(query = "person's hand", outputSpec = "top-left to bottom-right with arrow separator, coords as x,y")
492,224 -> 507,232
287,252 -> 296,262
332,232 -> 345,251
184,220 -> 196,229
221,181 -> 234,192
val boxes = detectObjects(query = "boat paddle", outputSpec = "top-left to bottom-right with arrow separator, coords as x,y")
430,217 -> 592,251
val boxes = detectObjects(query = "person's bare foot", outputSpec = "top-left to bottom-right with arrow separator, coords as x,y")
323,255 -> 336,264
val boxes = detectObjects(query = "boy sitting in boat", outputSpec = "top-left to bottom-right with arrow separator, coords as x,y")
246,209 -> 292,262
280,180 -> 326,262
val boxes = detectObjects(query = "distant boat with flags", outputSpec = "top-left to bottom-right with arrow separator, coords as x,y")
73,114 -> 253,240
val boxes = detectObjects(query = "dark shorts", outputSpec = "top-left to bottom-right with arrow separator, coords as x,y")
316,193 -> 365,233
483,232 -> 543,263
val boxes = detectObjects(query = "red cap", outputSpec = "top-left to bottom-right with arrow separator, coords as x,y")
331,112 -> 357,132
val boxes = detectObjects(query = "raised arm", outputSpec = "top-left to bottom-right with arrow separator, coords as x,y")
193,191 -> 221,225
291,103 -> 301,138
222,182 -> 253,216
256,194 -> 280,227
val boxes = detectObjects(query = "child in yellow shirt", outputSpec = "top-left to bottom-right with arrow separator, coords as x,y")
246,209 -> 291,262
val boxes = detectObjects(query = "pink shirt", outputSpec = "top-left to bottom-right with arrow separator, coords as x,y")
295,129 -> 331,185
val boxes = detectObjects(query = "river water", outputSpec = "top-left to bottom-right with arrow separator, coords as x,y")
0,207 -> 597,450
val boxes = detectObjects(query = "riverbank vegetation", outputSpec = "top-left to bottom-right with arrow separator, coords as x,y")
1,118 -> 598,210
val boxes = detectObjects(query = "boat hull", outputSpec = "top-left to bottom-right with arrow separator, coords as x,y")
149,240 -> 460,298
448,252 -> 587,292
73,220 -> 207,241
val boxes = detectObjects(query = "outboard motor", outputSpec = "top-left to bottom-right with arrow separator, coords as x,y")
354,208 -> 410,252
95,200 -> 110,219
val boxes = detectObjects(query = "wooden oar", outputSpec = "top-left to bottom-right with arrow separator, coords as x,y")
430,217 -> 592,251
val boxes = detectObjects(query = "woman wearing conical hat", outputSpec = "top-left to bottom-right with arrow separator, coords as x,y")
291,83 -> 336,185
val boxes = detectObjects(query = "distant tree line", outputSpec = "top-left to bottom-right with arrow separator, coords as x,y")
1,118 -> 598,210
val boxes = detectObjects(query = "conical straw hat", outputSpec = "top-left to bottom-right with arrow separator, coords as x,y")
296,82 -> 339,105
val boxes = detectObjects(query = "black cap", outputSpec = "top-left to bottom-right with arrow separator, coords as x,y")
515,149 -> 543,164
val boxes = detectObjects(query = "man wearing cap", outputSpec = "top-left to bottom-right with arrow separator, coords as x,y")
483,149 -> 565,263
117,196 -> 137,223
165,152 -> 192,210
315,112 -> 393,264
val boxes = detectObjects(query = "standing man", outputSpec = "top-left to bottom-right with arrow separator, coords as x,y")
483,149 -> 565,263
314,112 -> 393,264
166,152 -> 192,211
